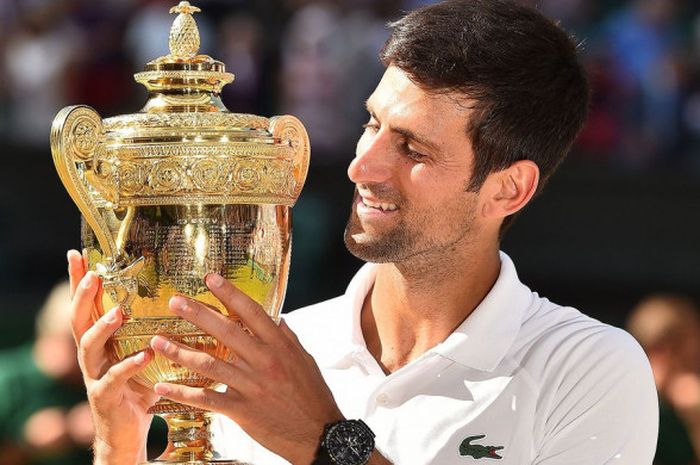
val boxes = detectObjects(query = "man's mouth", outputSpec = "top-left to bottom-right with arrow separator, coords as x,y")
360,197 -> 398,212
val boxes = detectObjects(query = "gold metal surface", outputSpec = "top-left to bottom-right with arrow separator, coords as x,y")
168,2 -> 202,59
55,110 -> 308,208
83,203 -> 291,391
50,2 -> 309,463
134,1 -> 234,95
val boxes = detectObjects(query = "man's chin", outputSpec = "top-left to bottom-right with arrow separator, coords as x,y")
343,230 -> 401,263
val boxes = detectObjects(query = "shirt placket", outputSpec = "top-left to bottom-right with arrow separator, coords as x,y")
363,352 -> 447,416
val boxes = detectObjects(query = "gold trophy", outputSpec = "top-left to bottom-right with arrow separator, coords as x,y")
50,2 -> 309,463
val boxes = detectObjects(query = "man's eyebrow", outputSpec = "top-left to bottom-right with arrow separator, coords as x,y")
364,100 -> 441,153
393,126 -> 441,153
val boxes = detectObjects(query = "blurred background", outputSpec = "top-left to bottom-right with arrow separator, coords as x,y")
0,0 -> 699,464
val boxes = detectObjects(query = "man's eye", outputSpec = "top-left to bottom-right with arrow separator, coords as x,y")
400,141 -> 426,161
362,123 -> 379,133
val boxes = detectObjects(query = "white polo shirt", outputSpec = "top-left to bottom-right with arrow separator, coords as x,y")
211,252 -> 658,464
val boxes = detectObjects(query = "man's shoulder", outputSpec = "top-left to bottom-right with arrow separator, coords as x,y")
528,297 -> 640,348
519,299 -> 658,462
515,296 -> 651,390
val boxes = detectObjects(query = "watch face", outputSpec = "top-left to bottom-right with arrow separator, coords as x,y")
326,421 -> 375,465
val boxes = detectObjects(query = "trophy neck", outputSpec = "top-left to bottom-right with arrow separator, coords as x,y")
141,89 -> 229,114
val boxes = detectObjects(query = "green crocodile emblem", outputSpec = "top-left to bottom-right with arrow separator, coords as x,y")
459,435 -> 504,460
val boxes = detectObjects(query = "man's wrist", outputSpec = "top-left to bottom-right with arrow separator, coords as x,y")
93,436 -> 146,465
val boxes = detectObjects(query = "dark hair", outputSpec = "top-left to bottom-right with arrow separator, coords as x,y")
381,0 -> 590,229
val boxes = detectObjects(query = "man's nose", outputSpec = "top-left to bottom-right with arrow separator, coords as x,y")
347,131 -> 393,185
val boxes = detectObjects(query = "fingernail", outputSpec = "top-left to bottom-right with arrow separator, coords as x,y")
170,295 -> 188,312
151,335 -> 170,352
206,273 -> 225,289
154,383 -> 170,395
81,272 -> 95,289
134,351 -> 146,365
105,306 -> 120,324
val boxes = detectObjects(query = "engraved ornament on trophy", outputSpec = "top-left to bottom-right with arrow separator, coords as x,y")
50,2 -> 310,464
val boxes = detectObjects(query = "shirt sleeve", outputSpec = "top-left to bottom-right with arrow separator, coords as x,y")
210,413 -> 292,465
533,328 -> 658,465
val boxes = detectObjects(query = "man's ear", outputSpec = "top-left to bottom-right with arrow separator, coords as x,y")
480,160 -> 539,219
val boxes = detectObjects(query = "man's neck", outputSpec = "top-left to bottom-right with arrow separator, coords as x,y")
360,243 -> 501,374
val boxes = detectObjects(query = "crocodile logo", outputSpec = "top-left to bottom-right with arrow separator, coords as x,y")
459,435 -> 504,460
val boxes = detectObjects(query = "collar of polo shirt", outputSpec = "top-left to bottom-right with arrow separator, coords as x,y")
315,252 -> 534,373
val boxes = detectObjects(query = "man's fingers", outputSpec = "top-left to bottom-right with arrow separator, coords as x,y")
150,335 -> 253,392
67,249 -> 86,298
93,350 -> 153,399
204,273 -> 277,339
79,306 -> 123,379
153,383 -> 234,415
169,296 -> 262,362
279,319 -> 307,353
70,271 -> 100,346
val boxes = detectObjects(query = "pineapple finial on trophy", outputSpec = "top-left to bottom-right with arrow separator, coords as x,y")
168,1 -> 202,59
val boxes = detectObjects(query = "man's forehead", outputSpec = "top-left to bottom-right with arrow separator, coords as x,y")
368,67 -> 431,111
366,66 -> 473,138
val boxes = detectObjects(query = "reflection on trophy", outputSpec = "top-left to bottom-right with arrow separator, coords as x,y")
50,2 -> 310,463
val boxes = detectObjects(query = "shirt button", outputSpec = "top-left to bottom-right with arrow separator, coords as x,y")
376,393 -> 390,405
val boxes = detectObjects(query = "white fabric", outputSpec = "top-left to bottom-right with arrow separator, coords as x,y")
211,252 -> 658,465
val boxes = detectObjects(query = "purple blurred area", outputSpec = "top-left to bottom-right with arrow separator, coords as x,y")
0,0 -> 699,344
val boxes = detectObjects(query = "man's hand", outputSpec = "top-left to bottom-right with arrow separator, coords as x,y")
67,250 -> 157,465
149,272 -> 344,465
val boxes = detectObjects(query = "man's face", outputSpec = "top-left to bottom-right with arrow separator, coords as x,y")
344,65 -> 482,263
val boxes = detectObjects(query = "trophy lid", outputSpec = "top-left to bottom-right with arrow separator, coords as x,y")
134,1 -> 234,95
63,1 -> 311,209
52,1 -> 309,262
102,1 -> 276,150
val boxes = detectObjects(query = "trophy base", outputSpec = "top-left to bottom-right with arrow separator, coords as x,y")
149,399 -> 249,465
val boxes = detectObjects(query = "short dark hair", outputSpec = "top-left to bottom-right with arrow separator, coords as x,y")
381,0 -> 590,227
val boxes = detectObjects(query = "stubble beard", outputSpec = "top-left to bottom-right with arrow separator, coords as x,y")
344,186 -> 417,263
343,188 -> 479,266
343,209 -> 417,263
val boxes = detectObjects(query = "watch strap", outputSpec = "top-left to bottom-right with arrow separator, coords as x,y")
312,440 -> 334,465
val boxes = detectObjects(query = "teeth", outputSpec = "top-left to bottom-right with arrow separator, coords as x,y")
362,198 -> 397,211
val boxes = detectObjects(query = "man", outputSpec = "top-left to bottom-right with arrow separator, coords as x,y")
67,1 -> 658,464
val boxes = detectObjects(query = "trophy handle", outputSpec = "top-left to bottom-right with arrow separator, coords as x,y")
269,115 -> 310,203
51,105 -> 118,258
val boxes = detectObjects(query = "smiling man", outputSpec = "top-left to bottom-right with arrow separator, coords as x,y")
68,1 -> 658,465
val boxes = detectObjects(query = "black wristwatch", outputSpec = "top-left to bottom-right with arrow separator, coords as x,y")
312,419 -> 376,465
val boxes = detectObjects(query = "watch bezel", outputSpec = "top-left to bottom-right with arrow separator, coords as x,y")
322,419 -> 376,465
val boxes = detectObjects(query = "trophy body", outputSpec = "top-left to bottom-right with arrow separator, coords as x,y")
82,203 -> 290,390
50,3 -> 309,463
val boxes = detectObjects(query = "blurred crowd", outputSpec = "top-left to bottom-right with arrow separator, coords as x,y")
628,295 -> 700,465
0,0 -> 700,168
0,282 -> 92,465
